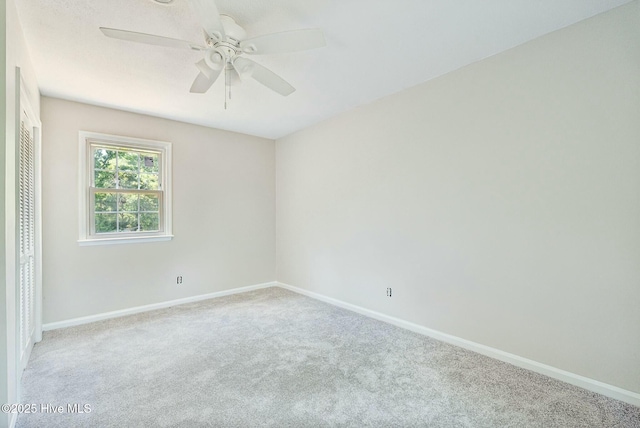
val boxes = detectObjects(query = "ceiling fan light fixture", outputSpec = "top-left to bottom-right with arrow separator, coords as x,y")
204,48 -> 226,71
101,0 -> 325,99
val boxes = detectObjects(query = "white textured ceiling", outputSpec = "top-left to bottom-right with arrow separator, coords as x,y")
16,0 -> 631,139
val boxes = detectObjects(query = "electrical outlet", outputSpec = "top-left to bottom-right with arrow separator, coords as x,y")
176,275 -> 183,285
386,287 -> 392,297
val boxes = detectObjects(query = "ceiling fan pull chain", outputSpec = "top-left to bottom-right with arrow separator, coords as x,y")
224,66 -> 228,110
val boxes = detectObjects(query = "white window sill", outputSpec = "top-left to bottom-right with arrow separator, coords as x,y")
78,235 -> 174,246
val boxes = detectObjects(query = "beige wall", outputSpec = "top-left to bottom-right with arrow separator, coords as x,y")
2,0 -> 41,426
41,97 -> 275,323
276,2 -> 640,393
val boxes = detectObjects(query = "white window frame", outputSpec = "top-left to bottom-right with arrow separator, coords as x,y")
78,131 -> 173,245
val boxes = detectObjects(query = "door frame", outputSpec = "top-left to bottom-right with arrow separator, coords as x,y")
15,66 -> 42,385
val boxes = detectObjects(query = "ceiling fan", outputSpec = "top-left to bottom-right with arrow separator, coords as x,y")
100,0 -> 325,99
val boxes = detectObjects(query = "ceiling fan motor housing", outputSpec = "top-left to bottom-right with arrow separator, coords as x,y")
204,16 -> 247,66
219,15 -> 246,43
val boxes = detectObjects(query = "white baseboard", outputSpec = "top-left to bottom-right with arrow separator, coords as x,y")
276,282 -> 640,408
40,280 -> 639,407
42,281 -> 277,331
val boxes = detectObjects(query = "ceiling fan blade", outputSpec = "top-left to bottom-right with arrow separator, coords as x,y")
190,65 -> 223,93
195,59 -> 214,79
190,0 -> 226,42
233,57 -> 295,96
100,27 -> 204,50
240,29 -> 325,55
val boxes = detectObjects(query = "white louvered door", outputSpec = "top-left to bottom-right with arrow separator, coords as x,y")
18,110 -> 36,372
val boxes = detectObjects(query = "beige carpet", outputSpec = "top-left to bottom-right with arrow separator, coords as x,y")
16,287 -> 640,427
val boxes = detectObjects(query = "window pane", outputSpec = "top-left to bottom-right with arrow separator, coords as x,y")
119,193 -> 139,212
95,170 -> 116,188
94,148 -> 116,170
118,213 -> 138,232
95,192 -> 117,212
140,174 -> 159,190
140,213 -> 160,231
118,171 -> 139,189
95,213 -> 117,233
140,194 -> 159,211
118,151 -> 139,171
141,154 -> 159,173
86,137 -> 170,240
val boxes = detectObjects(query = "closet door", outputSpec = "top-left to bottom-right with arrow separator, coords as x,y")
18,109 -> 36,373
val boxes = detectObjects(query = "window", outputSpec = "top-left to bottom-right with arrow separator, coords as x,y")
79,132 -> 172,245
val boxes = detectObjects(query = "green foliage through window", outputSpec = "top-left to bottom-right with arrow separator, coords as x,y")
92,145 -> 162,234
93,148 -> 159,190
